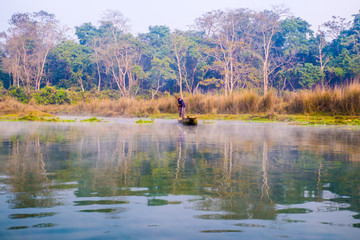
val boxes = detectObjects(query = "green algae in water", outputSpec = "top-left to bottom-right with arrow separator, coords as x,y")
9,212 -> 57,219
79,208 -> 120,213
277,208 -> 313,214
147,199 -> 168,206
80,117 -> 102,122
135,119 -> 154,124
201,230 -> 243,233
74,200 -> 129,206
7,226 -> 29,230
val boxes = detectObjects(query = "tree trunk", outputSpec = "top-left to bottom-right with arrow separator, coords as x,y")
78,76 -> 85,92
263,62 -> 268,95
96,62 -> 102,92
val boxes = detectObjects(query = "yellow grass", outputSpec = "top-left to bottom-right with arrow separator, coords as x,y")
1,82 -> 360,118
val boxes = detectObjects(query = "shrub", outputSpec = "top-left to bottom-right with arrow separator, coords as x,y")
9,86 -> 30,103
34,86 -> 70,105
54,89 -> 70,104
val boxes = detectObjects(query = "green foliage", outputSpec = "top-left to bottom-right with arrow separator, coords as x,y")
8,86 -> 30,103
1,8 -> 360,97
34,86 -> 70,105
0,68 -> 10,90
0,82 -> 5,97
294,63 -> 325,89
54,88 -> 70,104
277,17 -> 313,56
147,56 -> 176,92
52,41 -> 92,91
145,25 -> 170,48
75,22 -> 99,45
132,65 -> 146,80
80,117 -> 102,122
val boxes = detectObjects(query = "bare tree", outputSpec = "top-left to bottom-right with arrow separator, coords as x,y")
251,6 -> 289,95
91,37 -> 106,92
194,10 -> 224,39
0,36 -> 21,87
170,31 -> 189,98
315,29 -> 330,87
195,9 -> 252,96
101,38 -> 140,97
1,11 -> 63,92
314,16 -> 351,86
322,16 -> 351,41
32,11 -> 64,90
95,10 -> 141,97
100,9 -> 130,40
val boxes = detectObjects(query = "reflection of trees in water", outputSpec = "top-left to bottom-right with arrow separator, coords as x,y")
317,160 -> 323,201
76,135 -> 139,197
222,140 -> 233,190
191,136 -> 278,220
115,139 -> 132,185
175,126 -> 185,179
175,140 -> 185,179
1,123 -> 360,216
292,127 -> 360,162
261,141 -> 272,203
3,135 -> 59,209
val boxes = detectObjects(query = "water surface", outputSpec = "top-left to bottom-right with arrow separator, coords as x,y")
0,119 -> 359,239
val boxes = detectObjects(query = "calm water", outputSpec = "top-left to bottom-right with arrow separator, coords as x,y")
0,119 -> 359,240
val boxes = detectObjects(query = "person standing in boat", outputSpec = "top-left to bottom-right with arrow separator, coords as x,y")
176,96 -> 185,120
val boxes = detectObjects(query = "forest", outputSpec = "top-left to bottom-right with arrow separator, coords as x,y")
0,7 -> 360,117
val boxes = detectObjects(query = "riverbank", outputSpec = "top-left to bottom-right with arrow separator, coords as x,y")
1,83 -> 360,125
1,111 -> 360,126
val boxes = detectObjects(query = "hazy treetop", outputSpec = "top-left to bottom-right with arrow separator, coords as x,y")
0,0 -> 359,35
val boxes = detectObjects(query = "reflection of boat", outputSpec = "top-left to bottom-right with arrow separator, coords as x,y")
178,116 -> 198,125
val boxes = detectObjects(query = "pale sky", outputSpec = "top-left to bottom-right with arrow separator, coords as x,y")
0,0 -> 359,36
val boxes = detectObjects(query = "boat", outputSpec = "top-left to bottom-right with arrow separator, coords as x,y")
178,116 -> 198,125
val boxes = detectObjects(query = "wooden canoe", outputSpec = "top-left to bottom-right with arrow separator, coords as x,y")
178,116 -> 198,125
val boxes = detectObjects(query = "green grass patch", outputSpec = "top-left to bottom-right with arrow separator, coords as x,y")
135,119 -> 154,124
2,110 -> 360,126
1,112 -> 74,122
80,117 -> 102,122
17,113 -> 72,122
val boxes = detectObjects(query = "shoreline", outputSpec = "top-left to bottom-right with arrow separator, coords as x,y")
1,112 -> 360,126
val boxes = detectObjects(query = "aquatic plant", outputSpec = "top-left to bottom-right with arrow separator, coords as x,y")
80,117 -> 102,122
16,112 -> 75,122
135,119 -> 154,124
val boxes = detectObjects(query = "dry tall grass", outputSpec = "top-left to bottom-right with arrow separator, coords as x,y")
1,82 -> 360,117
285,81 -> 360,115
0,97 -> 63,116
60,96 -> 178,117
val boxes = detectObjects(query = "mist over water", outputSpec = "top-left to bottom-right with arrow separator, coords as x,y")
0,119 -> 359,239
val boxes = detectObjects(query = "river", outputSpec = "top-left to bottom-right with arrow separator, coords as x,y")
0,119 -> 359,239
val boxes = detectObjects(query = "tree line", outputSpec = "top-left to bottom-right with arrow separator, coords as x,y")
0,8 -> 360,99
